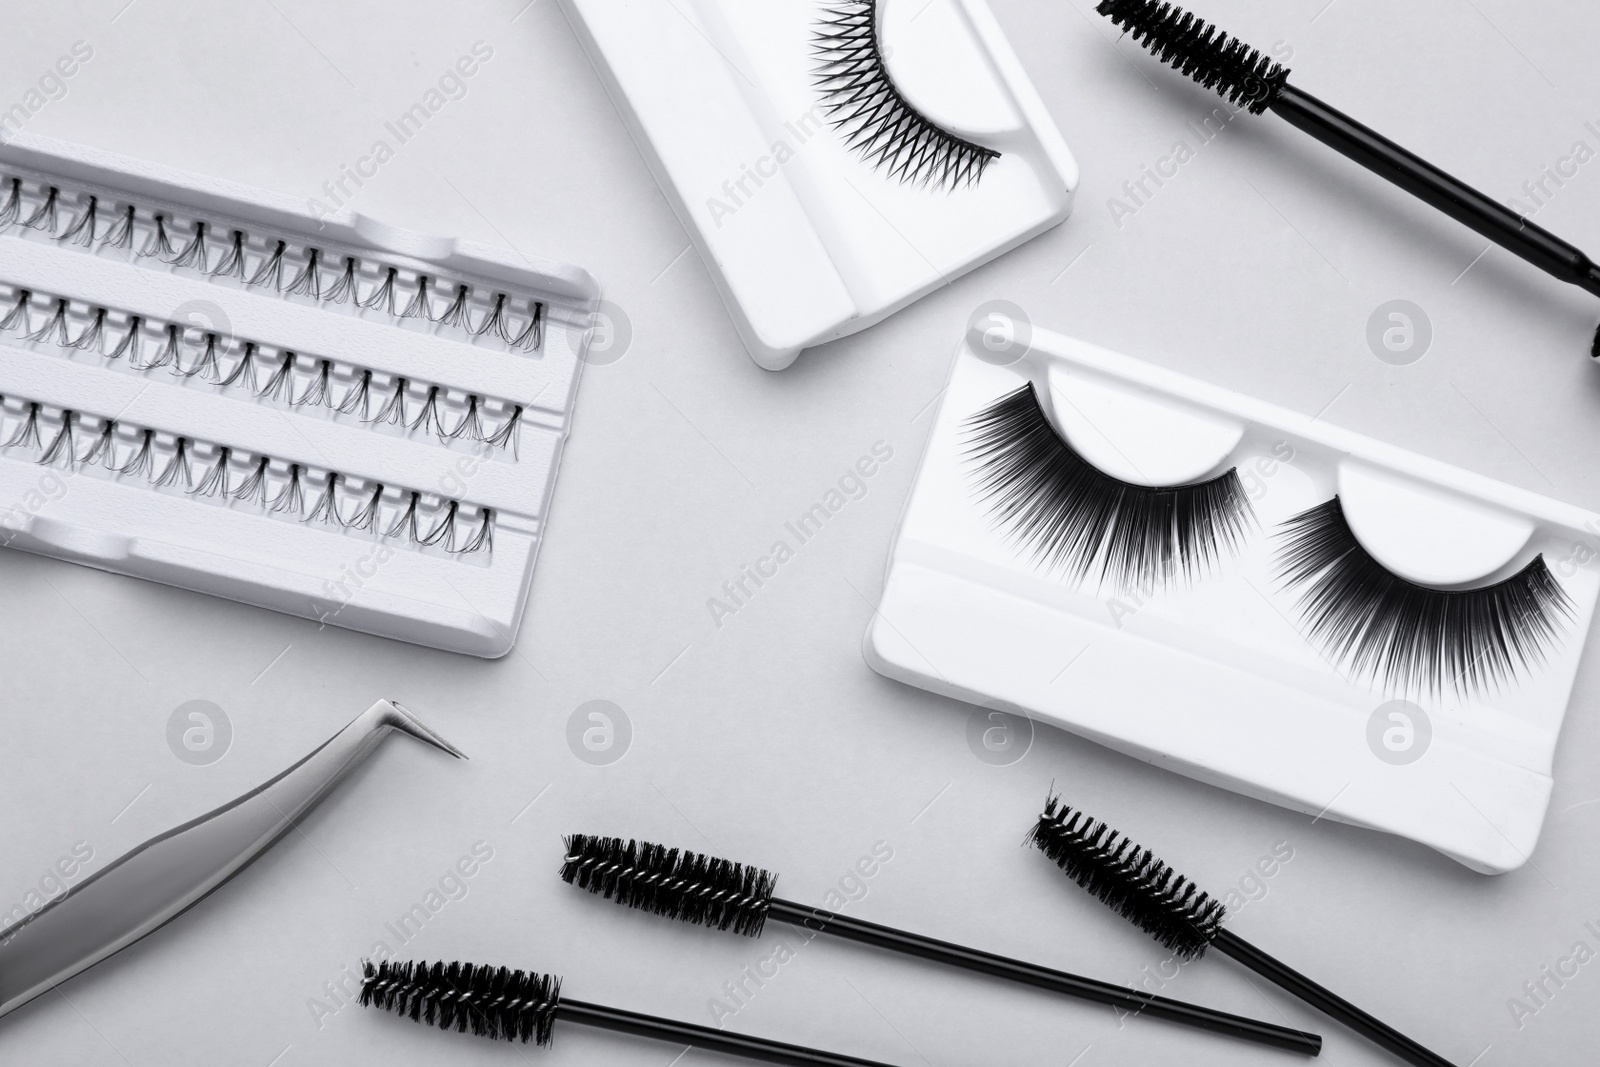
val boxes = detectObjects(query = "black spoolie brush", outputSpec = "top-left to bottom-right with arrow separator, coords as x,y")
1029,798 -> 1456,1067
360,959 -> 893,1067
562,834 -> 1322,1056
1097,0 -> 1600,358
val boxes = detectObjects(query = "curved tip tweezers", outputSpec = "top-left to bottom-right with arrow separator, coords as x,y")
0,699 -> 463,1021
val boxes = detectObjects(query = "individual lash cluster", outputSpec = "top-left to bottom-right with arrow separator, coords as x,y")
560,834 -> 778,937
361,960 -> 560,1045
0,174 -> 545,351
1276,497 -> 1573,695
813,0 -> 1000,187
1027,795 -> 1225,958
0,397 -> 493,554
1095,0 -> 1289,114
963,383 -> 1254,590
0,285 -> 524,452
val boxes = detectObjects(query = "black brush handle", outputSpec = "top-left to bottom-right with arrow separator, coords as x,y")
1268,83 -> 1600,300
1212,928 -> 1455,1067
558,998 -> 893,1067
767,898 -> 1321,1056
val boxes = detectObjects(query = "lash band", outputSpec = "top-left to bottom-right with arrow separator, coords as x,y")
963,382 -> 1255,591
1275,496 -> 1573,695
813,0 -> 1001,188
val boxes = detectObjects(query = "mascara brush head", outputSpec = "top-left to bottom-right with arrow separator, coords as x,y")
561,834 -> 777,936
361,959 -> 560,1045
1096,0 -> 1289,114
1028,796 -> 1225,959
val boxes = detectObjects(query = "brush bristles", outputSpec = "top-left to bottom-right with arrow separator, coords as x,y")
1028,797 -> 1225,959
1096,0 -> 1289,114
361,959 -> 560,1046
561,834 -> 776,937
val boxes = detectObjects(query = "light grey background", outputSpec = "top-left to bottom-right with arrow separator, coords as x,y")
1,1 -> 1597,1065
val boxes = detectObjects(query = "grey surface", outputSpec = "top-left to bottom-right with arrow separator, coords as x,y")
0,1 -> 1597,1065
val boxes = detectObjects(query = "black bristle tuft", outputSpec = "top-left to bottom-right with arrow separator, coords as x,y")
361,959 -> 560,1046
1591,322 -> 1600,358
1027,797 -> 1225,959
1096,0 -> 1289,114
561,834 -> 777,937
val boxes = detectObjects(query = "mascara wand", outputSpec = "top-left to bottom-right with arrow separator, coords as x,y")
1029,798 -> 1456,1067
562,834 -> 1322,1056
1096,0 -> 1600,358
360,960 -> 893,1067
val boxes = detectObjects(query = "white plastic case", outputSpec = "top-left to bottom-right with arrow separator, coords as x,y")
0,133 -> 600,658
865,324 -> 1600,873
559,0 -> 1078,370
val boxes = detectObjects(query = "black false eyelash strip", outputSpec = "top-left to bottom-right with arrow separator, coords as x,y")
964,383 -> 1254,590
0,284 -> 524,453
0,396 -> 493,555
813,0 -> 1000,188
0,173 -> 545,352
1275,497 -> 1572,694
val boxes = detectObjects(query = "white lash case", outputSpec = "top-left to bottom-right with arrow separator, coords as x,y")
558,0 -> 1078,370
0,132 -> 600,658
865,325 -> 1600,874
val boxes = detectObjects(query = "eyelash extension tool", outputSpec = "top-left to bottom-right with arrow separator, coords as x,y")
1096,0 -> 1600,360
0,700 -> 463,1022
1031,798 -> 1458,1067
363,959 -> 900,1067
560,834 -> 1323,1055
964,382 -> 1255,590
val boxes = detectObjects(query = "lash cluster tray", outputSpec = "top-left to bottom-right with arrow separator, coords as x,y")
866,325 -> 1600,873
0,133 -> 599,657
559,0 -> 1078,370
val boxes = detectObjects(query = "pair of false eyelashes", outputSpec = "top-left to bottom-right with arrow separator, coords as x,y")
966,383 -> 1574,695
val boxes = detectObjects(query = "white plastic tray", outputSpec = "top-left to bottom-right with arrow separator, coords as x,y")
559,0 -> 1078,369
866,324 -> 1600,873
0,133 -> 600,657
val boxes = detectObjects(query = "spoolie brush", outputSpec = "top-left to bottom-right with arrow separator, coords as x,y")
360,959 -> 892,1067
561,834 -> 1321,1056
1097,0 -> 1600,359
1030,797 -> 1456,1067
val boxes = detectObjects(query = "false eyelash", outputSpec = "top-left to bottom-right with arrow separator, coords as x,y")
402,276 -> 433,319
361,267 -> 398,313
22,186 -> 59,230
0,397 -> 494,554
102,204 -> 136,249
963,383 -> 1254,590
171,220 -> 210,270
435,283 -> 471,327
57,194 -> 98,245
1275,497 -> 1573,695
0,285 -> 525,451
6,402 -> 41,449
0,176 -> 546,351
813,0 -> 1001,188
154,435 -> 194,489
41,410 -> 77,466
250,239 -> 288,288
0,179 -> 21,227
144,213 -> 177,258
286,247 -> 322,297
212,229 -> 246,278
